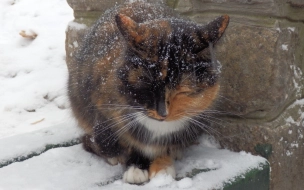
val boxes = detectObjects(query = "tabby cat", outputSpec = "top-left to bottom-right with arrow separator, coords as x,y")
68,1 -> 229,184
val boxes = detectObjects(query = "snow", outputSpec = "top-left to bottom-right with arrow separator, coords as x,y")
177,177 -> 193,189
0,0 -> 74,139
0,0 -> 268,189
285,99 -> 304,127
0,131 -> 267,190
0,145 -> 123,190
0,122 -> 83,167
68,21 -> 87,30
281,44 -> 288,51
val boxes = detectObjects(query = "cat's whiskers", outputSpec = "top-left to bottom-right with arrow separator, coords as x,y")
93,105 -> 146,111
93,112 -> 139,139
183,115 -> 221,137
185,109 -> 228,124
192,114 -> 226,131
211,93 -> 247,116
194,109 -> 245,119
103,111 -> 146,144
94,112 -> 139,129
140,64 -> 152,81
67,82 -> 120,91
184,108 -> 230,134
86,104 -> 147,112
182,120 -> 197,143
216,94 -> 244,108
114,113 -> 146,143
88,104 -> 147,140
130,114 -> 145,138
180,67 -> 199,84
104,120 -> 134,144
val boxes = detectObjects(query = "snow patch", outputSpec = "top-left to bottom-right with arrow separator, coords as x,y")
286,150 -> 293,156
0,122 -> 83,166
288,27 -> 295,32
281,44 -> 288,51
73,40 -> 79,48
0,0 -> 73,139
177,177 -> 193,189
291,143 -> 298,148
68,21 -> 87,30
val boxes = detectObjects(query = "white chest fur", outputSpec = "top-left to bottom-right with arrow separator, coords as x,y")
136,113 -> 188,138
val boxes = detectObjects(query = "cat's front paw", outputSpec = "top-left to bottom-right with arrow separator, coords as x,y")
123,166 -> 149,184
106,156 -> 126,165
149,156 -> 176,179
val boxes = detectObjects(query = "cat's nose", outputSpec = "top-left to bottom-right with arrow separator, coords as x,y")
158,109 -> 168,118
156,101 -> 168,118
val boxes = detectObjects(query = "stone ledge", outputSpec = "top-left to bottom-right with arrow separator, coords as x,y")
0,125 -> 270,189
173,0 -> 304,22
67,0 -> 304,22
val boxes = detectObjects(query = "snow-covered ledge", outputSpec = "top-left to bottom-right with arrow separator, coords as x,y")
65,0 -> 304,190
0,125 -> 269,189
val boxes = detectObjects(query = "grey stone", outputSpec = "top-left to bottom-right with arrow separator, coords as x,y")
65,0 -> 304,189
216,24 -> 301,119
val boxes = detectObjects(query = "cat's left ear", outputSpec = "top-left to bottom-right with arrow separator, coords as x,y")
115,14 -> 147,44
199,15 -> 230,44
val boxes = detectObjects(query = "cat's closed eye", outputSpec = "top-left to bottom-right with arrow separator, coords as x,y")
176,85 -> 204,96
176,86 -> 192,95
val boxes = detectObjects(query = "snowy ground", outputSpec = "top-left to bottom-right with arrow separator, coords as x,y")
0,0 -> 267,189
0,0 -> 74,139
0,129 -> 267,190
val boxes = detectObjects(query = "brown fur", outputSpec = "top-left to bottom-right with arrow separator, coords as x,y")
166,84 -> 220,121
149,156 -> 174,177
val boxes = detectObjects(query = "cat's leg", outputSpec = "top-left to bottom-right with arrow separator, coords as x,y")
123,150 -> 150,184
82,134 -> 126,165
149,155 -> 176,179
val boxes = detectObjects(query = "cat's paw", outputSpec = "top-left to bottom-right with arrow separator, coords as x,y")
106,156 -> 125,165
123,166 -> 149,184
149,164 -> 176,179
107,157 -> 119,165
149,156 -> 176,179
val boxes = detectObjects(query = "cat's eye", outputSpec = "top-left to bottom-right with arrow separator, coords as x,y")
176,86 -> 193,95
176,86 -> 205,97
138,76 -> 145,81
131,76 -> 151,89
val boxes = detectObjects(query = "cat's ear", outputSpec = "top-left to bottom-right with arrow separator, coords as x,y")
199,15 -> 229,44
115,14 -> 146,44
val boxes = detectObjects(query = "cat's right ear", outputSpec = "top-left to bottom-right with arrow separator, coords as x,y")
115,14 -> 146,44
199,15 -> 230,45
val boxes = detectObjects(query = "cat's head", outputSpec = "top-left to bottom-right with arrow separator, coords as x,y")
116,14 -> 229,122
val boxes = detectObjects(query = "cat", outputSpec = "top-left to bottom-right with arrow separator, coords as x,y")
68,1 -> 229,184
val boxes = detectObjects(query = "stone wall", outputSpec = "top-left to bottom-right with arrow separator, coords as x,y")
65,0 -> 304,189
